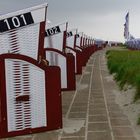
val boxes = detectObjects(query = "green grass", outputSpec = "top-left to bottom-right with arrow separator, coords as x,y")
137,117 -> 140,125
106,50 -> 140,101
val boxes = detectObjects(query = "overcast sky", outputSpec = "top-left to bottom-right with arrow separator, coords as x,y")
0,0 -> 140,42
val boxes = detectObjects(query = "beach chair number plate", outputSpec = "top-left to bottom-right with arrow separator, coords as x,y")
45,26 -> 61,37
0,12 -> 34,32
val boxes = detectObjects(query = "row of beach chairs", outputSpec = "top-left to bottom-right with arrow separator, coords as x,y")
0,3 -> 106,138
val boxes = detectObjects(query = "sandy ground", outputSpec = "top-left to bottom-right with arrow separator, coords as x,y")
105,47 -> 140,139
114,85 -> 140,138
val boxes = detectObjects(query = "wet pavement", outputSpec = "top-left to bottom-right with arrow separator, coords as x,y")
4,48 -> 138,140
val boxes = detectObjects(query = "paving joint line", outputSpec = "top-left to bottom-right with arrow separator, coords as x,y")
111,126 -> 133,128
85,56 -> 96,140
61,136 -> 85,138
88,121 -> 108,123
58,57 -> 96,140
115,136 -> 138,138
99,51 -> 115,140
88,130 -> 108,133
64,68 -> 87,119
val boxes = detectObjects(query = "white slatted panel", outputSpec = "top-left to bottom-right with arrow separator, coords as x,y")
17,24 -> 40,59
45,33 -> 64,51
67,36 -> 75,48
5,59 -> 46,132
29,65 -> 46,128
76,37 -> 81,47
0,24 -> 40,60
46,51 -> 67,89
0,33 -> 11,53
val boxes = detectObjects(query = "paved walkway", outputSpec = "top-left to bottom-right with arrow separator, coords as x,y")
6,48 -> 138,140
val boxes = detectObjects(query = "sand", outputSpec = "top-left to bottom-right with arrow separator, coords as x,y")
106,71 -> 140,139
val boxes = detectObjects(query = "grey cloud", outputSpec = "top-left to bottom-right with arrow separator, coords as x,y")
0,0 -> 47,15
47,0 -> 138,16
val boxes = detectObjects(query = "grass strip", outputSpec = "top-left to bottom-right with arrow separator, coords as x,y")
106,50 -> 140,101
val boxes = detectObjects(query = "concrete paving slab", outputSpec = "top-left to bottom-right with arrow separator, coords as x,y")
87,132 -> 112,140
70,106 -> 87,112
88,122 -> 110,131
89,109 -> 107,115
61,137 -> 85,140
69,112 -> 87,119
112,127 -> 134,137
62,126 -> 85,137
114,137 -> 137,140
110,118 -> 131,126
89,104 -> 106,109
109,111 -> 127,118
88,115 -> 108,122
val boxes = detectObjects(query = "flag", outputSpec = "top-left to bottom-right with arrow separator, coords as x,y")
124,12 -> 129,40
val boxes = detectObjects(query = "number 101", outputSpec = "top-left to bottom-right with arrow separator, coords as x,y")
4,14 -> 27,30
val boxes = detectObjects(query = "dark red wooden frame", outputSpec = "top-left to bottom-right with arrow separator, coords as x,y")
0,54 -> 62,138
44,48 -> 76,91
66,46 -> 83,75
